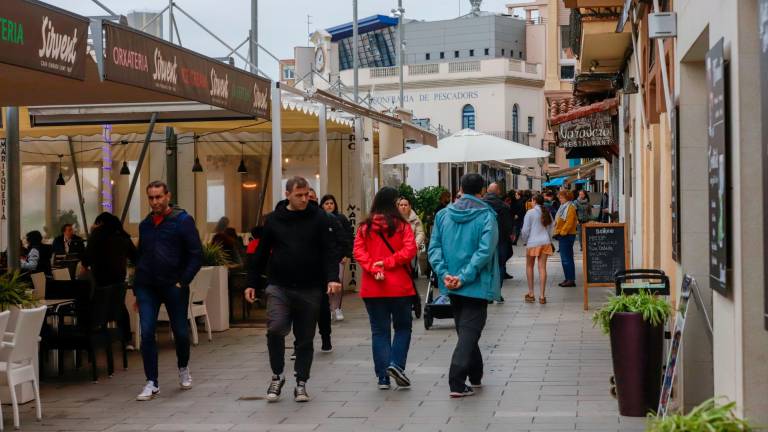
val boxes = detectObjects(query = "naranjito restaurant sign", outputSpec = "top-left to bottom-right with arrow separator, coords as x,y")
104,22 -> 271,119
0,0 -> 89,80
557,111 -> 616,148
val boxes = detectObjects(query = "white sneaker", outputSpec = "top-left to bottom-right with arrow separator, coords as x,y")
334,308 -> 345,321
136,381 -> 159,401
179,367 -> 192,390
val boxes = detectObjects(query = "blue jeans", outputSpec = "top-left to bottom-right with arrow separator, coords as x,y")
559,234 -> 576,281
134,284 -> 191,386
363,297 -> 413,380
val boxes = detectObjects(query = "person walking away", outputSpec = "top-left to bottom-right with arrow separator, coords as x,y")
52,223 -> 85,257
553,190 -> 578,287
600,183 -> 611,223
511,191 -> 526,245
318,195 -> 353,342
133,181 -> 202,401
244,176 -> 341,403
435,190 -> 452,215
575,190 -> 591,251
483,183 -> 514,288
21,231 -> 52,276
397,196 -> 425,317
355,187 -> 418,389
428,173 -> 500,398
81,212 -> 137,349
520,195 -> 554,304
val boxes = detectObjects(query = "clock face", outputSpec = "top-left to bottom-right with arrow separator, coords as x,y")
314,48 -> 325,71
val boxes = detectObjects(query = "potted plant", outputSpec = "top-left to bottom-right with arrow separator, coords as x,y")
201,242 -> 231,332
0,271 -> 37,311
593,290 -> 672,417
647,398 -> 755,431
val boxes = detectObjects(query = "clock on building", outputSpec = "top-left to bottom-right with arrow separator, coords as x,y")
314,47 -> 326,72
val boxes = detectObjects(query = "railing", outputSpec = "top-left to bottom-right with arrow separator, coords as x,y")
448,61 -> 481,73
524,17 -> 547,25
369,67 -> 399,78
509,59 -> 523,72
408,63 -> 440,75
525,63 -> 539,74
482,131 -> 531,146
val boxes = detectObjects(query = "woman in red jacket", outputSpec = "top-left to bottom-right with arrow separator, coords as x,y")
354,186 -> 417,390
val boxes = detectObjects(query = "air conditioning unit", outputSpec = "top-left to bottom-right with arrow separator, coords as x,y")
648,12 -> 677,39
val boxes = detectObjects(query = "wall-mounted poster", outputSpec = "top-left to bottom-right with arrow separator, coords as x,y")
706,38 -> 729,295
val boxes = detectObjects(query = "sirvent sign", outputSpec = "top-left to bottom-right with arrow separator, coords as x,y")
103,22 -> 271,119
0,0 -> 88,79
556,110 -> 616,148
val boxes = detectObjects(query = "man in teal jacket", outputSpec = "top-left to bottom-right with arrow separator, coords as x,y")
428,173 -> 499,398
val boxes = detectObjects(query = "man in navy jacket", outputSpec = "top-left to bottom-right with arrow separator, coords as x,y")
134,181 -> 202,401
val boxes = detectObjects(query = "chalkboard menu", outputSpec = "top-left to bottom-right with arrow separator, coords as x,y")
706,38 -> 729,295
582,223 -> 628,310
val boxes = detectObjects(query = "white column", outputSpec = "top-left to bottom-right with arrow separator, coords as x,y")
319,105 -> 328,195
271,82 -> 283,205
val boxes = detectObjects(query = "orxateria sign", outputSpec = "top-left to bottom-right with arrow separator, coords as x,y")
0,0 -> 89,80
103,22 -> 271,120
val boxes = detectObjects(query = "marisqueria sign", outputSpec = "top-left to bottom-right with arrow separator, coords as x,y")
556,110 -> 616,148
103,22 -> 271,119
0,0 -> 89,80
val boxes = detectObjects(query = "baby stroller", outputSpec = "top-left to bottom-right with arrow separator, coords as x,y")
422,270 -> 454,330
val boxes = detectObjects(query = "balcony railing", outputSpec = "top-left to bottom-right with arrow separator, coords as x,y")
369,67 -> 399,78
482,131 -> 531,146
408,63 -> 440,75
448,61 -> 481,73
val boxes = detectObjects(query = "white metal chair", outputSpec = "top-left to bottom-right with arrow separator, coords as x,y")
0,306 -> 46,430
156,267 -> 214,345
30,273 -> 46,300
51,268 -> 70,281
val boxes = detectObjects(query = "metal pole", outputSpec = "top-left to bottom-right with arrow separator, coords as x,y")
5,108 -> 20,270
121,113 -> 158,223
139,5 -> 169,32
398,0 -> 405,109
226,36 -> 251,59
319,105 -> 329,195
90,0 -> 117,16
271,82 -> 283,206
168,0 -> 174,44
165,127 -> 178,201
251,0 -> 259,73
652,0 -> 673,127
257,147 -> 271,225
67,138 -> 89,236
353,0 -> 359,103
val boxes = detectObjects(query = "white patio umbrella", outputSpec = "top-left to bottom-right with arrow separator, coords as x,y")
380,144 -> 440,165
436,129 -> 550,162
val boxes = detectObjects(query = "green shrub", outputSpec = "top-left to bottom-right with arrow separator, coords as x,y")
592,289 -> 672,334
647,398 -> 755,431
202,242 -> 231,267
0,271 -> 37,310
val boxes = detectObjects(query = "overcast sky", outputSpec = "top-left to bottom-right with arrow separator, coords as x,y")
45,0 -> 526,79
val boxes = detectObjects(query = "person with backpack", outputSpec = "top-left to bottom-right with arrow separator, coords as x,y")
354,187 -> 417,390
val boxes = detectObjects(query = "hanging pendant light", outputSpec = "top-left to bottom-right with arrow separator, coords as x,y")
55,154 -> 66,186
192,134 -> 204,172
237,141 -> 248,174
120,161 -> 131,175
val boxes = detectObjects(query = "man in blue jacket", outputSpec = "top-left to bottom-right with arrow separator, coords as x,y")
429,173 -> 499,398
134,181 -> 202,401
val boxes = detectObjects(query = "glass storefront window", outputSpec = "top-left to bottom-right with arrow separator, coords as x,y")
58,167 -> 100,234
21,165 -> 46,237
207,179 -> 226,223
127,161 -> 142,223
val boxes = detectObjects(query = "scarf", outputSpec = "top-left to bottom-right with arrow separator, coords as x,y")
556,200 -> 574,221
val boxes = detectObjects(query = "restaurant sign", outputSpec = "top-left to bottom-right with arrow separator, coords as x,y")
556,111 -> 616,148
0,0 -> 89,79
103,22 -> 271,119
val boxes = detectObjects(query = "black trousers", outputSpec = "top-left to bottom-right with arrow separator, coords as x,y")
448,294 -> 488,392
265,285 -> 322,383
317,292 -> 332,344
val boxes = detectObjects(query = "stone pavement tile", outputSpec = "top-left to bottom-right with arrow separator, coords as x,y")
148,424 -> 234,431
401,424 -> 487,432
231,424 -> 318,432
102,425 -> 152,432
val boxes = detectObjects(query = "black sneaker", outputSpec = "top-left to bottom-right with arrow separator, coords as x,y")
387,365 -> 411,388
266,375 -> 285,402
449,386 -> 475,398
294,382 -> 310,402
497,295 -> 505,304
378,376 -> 391,390
321,339 -> 333,353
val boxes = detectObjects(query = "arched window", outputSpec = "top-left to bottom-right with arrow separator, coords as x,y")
462,104 -> 476,130
512,104 -> 520,140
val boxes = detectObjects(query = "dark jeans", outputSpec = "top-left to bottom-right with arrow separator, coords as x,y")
266,285 -> 322,382
448,294 -> 487,392
559,234 -> 576,281
363,297 -> 413,380
317,292 -> 331,344
134,283 -> 191,386
498,240 -> 511,280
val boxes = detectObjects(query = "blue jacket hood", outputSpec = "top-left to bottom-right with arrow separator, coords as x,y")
446,195 -> 495,223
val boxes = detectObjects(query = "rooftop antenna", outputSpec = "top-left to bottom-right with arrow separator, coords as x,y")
307,15 -> 312,43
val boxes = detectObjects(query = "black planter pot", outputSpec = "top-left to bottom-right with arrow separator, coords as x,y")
609,312 -> 664,417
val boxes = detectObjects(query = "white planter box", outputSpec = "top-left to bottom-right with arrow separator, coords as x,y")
204,266 -> 229,332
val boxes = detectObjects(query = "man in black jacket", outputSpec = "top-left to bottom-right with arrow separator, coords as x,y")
483,183 -> 515,291
52,224 -> 85,257
134,181 -> 203,401
245,176 -> 341,403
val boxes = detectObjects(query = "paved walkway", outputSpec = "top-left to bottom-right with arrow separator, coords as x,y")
19,248 -> 647,431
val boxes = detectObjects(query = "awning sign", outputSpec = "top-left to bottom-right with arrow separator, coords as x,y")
556,111 -> 616,148
103,22 -> 271,119
0,0 -> 89,80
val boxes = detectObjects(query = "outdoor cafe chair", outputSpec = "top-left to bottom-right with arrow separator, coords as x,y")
30,272 -> 46,300
0,306 -> 46,430
154,266 -> 215,346
51,268 -> 70,281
